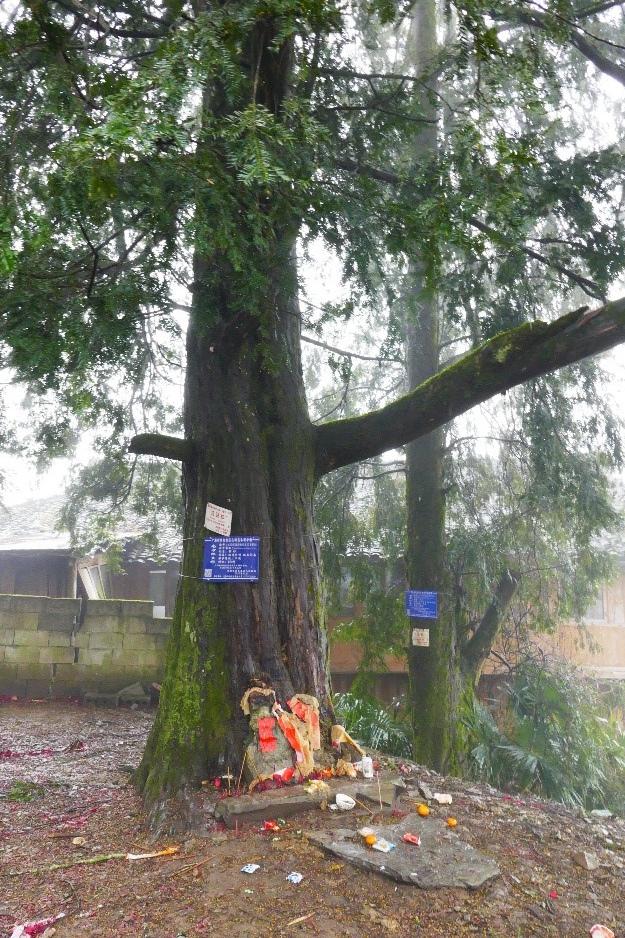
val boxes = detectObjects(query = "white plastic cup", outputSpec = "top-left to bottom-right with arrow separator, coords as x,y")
361,756 -> 374,779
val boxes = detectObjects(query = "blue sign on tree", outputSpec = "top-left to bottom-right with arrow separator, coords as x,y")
203,536 -> 260,582
405,590 -> 438,619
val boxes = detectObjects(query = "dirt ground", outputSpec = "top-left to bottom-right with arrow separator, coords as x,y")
1,701 -> 623,937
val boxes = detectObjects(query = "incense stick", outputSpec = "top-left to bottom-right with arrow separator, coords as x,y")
236,751 -> 246,792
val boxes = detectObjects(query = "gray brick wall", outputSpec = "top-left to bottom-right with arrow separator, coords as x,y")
0,594 -> 171,698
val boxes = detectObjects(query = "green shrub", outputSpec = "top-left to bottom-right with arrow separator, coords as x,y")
466,660 -> 625,810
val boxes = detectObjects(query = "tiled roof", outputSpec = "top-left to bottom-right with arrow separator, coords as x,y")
0,495 -> 69,552
0,494 -> 182,561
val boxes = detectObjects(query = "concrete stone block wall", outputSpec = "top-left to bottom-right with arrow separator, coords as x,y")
0,594 -> 172,698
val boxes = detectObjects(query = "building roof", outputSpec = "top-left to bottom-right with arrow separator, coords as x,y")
0,494 -> 182,561
0,495 -> 70,552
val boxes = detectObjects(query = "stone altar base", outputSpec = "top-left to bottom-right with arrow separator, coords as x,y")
307,813 -> 500,889
214,783 -> 335,828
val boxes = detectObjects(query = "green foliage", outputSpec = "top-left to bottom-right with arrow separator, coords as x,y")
6,781 -> 45,803
1,0 -> 624,481
334,691 -> 411,756
465,661 -> 625,810
60,453 -> 182,560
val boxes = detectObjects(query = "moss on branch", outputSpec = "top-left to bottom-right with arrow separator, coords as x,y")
129,433 -> 194,462
315,296 -> 625,476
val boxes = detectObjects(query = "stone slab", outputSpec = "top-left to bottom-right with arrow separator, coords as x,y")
7,595 -> 48,613
355,779 -> 406,808
5,645 -> 42,664
88,632 -> 122,650
118,681 -> 150,704
85,691 -> 121,706
7,612 -> 40,631
146,618 -> 172,635
307,814 -> 500,889
13,629 -> 49,647
214,786 -> 331,828
38,613 -> 76,633
122,618 -> 148,634
43,598 -> 81,616
119,600 -> 154,616
40,646 -> 75,664
84,600 -> 122,616
122,633 -> 158,651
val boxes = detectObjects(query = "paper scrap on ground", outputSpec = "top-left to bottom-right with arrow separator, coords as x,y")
371,838 -> 396,853
10,913 -> 66,938
241,863 -> 261,874
127,846 -> 180,860
402,833 -> 421,846
334,793 -> 356,811
286,871 -> 304,884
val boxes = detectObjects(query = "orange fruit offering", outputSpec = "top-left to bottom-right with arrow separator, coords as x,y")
416,803 -> 430,817
447,817 -> 458,828
364,834 -> 378,846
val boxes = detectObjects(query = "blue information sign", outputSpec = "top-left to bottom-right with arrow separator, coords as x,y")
203,536 -> 260,582
405,590 -> 438,619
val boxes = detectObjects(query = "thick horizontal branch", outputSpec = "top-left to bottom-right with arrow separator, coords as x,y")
129,433 -> 193,462
314,296 -> 625,475
462,570 -> 521,675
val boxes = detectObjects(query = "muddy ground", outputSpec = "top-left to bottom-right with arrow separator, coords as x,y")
0,701 -> 623,937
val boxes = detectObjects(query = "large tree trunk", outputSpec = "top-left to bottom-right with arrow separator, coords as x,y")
403,3 -> 518,773
136,20 -> 331,815
136,236 -> 331,812
403,0 -> 463,773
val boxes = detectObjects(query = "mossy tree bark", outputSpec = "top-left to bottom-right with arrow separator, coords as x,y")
401,0 -> 457,772
135,237 -> 331,810
401,0 -> 512,774
135,18 -> 330,812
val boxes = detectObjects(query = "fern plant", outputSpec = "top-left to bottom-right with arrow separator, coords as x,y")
465,661 -> 625,810
333,692 -> 412,757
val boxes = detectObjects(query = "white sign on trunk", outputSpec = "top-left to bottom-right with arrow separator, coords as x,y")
204,502 -> 232,537
412,628 -> 430,647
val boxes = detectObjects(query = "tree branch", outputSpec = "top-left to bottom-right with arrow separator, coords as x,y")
302,333 -> 402,363
495,5 -> 625,88
462,570 -> 521,675
52,0 -> 173,39
575,0 -> 624,17
129,433 -> 193,462
314,296 -> 625,475
334,158 -> 603,299
468,217 -> 603,299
